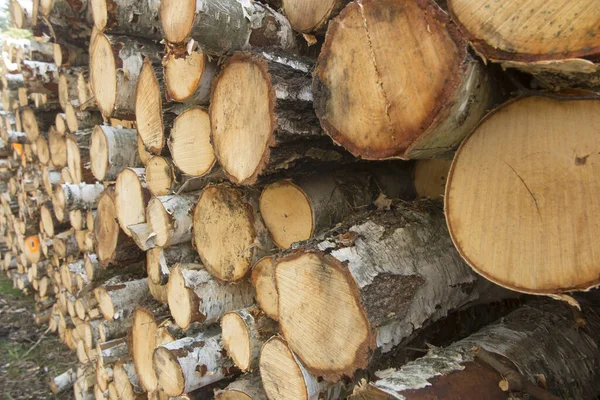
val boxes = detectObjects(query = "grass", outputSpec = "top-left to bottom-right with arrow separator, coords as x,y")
0,274 -> 22,297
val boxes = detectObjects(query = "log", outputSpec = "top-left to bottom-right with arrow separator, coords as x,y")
49,126 -> 68,167
58,71 -> 80,111
65,103 -> 103,133
76,71 -> 95,111
66,130 -> 94,184
90,125 -> 142,181
115,167 -> 150,236
250,256 -> 278,321
215,373 -> 267,400
167,264 -> 255,329
89,33 -> 161,118
313,0 -> 495,159
449,0 -> 600,90
17,87 -> 27,107
1,130 -> 27,144
163,49 -> 217,105
113,361 -> 144,400
146,193 -> 196,248
69,209 -> 85,230
95,278 -> 149,320
282,0 -> 348,34
145,155 -> 220,196
55,113 -> 68,136
131,306 -> 173,393
54,42 -> 88,69
136,133 -> 151,165
21,107 -> 54,142
40,201 -> 69,237
53,229 -> 79,258
259,163 -> 415,248
274,200 -> 510,380
42,166 -> 61,194
221,307 -> 277,372
20,61 -> 58,92
413,158 -> 452,200
211,51 -> 350,185
94,187 -> 144,268
160,0 -> 296,55
50,368 -> 77,394
193,184 -> 273,282
146,243 -> 199,286
352,297 -> 600,400
167,107 -> 216,177
260,336 -> 347,400
91,0 -> 162,40
153,329 -> 235,397
9,0 -> 32,29
29,40 -> 55,63
446,95 -> 600,294
55,183 -> 104,211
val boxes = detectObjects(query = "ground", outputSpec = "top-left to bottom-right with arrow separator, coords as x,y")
0,273 -> 76,400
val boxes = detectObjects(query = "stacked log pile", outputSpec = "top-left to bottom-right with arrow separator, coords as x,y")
0,0 -> 599,399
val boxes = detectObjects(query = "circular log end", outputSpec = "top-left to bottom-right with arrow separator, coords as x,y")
446,96 -> 600,294
90,125 -> 109,181
91,0 -> 108,31
166,266 -> 195,329
37,136 -> 50,165
260,337 -> 311,400
135,58 -> 164,155
115,168 -> 146,237
145,156 -> 174,196
216,392 -> 252,400
49,128 -> 68,168
95,192 -> 119,265
146,197 -> 171,247
21,108 -> 39,142
275,251 -> 372,379
90,33 -> 117,118
96,287 -> 115,320
58,74 -> 71,111
210,53 -> 275,185
137,134 -> 151,166
260,180 -> 313,249
146,247 -> 162,285
53,43 -> 63,68
160,0 -> 196,44
221,312 -> 251,371
10,1 -> 24,29
283,0 -> 339,33
314,0 -> 465,159
56,114 -> 67,136
153,346 -> 185,397
66,137 -> 82,184
70,209 -> 84,231
251,256 -> 278,320
449,0 -> 600,62
193,185 -> 256,282
131,308 -> 158,392
170,108 -> 215,177
112,363 -> 134,400
40,205 -> 55,237
164,51 -> 206,102
65,103 -> 79,132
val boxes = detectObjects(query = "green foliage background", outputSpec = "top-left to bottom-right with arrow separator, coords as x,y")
0,0 -> 32,39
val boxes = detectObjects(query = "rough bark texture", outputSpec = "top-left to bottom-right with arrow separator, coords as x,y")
146,243 -> 199,286
95,277 -> 149,320
352,297 -> 600,400
211,51 -> 352,185
153,329 -> 236,397
275,200 -> 510,380
146,193 -> 196,248
90,125 -> 142,182
215,373 -> 267,400
160,0 -> 296,56
55,183 -> 104,211
92,0 -> 162,40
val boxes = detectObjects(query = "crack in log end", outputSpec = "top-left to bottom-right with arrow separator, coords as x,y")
361,274 -> 426,328
575,154 -> 590,165
504,161 -> 542,219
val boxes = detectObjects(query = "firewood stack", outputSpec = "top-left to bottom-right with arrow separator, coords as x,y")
1,0 -> 600,399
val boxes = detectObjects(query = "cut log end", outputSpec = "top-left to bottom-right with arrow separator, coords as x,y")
115,168 -> 147,237
153,346 -> 185,396
283,0 -> 345,33
251,257 -> 278,320
210,54 -> 275,184
276,252 -> 372,380
159,0 -> 196,44
95,191 -> 119,264
164,51 -> 209,103
221,312 -> 251,371
90,33 -> 117,117
96,287 -> 115,320
313,0 -> 470,159
259,181 -> 312,249
169,108 -> 215,177
166,266 -> 197,330
132,308 -> 162,392
91,0 -> 108,31
193,185 -> 256,282
90,125 -> 109,181
135,58 -> 164,154
145,156 -> 174,196
446,96 -> 600,294
260,337 -> 313,400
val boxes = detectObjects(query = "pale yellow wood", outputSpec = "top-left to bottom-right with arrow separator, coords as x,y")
259,181 -> 312,249
259,337 -> 309,400
446,96 -> 600,294
251,256 -> 278,321
169,108 -> 215,176
414,159 -> 452,200
450,0 -> 600,59
135,58 -> 164,154
164,51 -> 205,102
221,313 -> 251,371
90,34 -> 117,117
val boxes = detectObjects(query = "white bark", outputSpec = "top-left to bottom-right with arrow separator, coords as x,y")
147,194 -> 196,247
96,278 -> 149,320
57,183 -> 105,211
50,368 -> 76,394
91,125 -> 142,181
